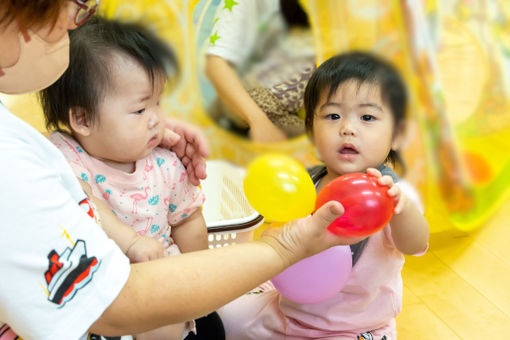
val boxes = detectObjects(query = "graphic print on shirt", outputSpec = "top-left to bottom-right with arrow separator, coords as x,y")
44,238 -> 100,307
357,332 -> 373,340
357,333 -> 387,340
80,197 -> 99,224
43,197 -> 101,307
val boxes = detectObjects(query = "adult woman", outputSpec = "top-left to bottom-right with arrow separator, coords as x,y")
0,1 -> 358,339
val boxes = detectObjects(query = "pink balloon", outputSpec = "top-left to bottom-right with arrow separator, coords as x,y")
271,245 -> 352,304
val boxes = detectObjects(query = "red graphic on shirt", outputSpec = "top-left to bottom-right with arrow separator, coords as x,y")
44,239 -> 100,307
79,198 -> 95,219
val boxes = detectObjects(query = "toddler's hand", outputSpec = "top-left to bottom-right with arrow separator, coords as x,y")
366,168 -> 407,214
125,236 -> 166,263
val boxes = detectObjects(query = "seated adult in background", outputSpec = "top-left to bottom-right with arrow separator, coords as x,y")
205,0 -> 315,142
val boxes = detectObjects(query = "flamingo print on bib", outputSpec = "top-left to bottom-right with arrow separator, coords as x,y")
49,132 -> 205,255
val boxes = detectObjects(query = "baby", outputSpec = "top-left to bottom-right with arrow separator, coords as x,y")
40,16 -> 210,340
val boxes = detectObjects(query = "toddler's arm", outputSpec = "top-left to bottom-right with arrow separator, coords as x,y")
366,168 -> 429,255
80,180 -> 165,262
171,209 -> 209,253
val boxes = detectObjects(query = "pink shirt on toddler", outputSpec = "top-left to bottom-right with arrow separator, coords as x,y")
218,181 -> 424,340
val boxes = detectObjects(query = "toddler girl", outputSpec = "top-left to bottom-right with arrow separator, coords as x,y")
218,51 -> 429,340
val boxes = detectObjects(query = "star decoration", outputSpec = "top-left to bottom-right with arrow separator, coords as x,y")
224,0 -> 239,12
210,31 -> 220,46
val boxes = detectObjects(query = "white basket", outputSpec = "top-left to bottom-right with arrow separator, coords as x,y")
201,160 -> 264,248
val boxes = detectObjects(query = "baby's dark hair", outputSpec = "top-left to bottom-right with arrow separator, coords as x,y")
40,15 -> 178,131
304,51 -> 408,173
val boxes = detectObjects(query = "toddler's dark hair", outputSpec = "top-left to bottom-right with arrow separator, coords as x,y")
40,15 -> 178,130
304,51 -> 408,173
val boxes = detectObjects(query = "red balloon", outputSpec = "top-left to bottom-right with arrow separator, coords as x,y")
315,173 -> 394,237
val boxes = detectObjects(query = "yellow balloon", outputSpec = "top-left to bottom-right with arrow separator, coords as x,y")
244,153 -> 316,222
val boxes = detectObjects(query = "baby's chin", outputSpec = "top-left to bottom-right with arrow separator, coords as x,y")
328,164 -> 367,176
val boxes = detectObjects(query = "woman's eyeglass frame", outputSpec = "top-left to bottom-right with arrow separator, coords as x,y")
69,0 -> 100,26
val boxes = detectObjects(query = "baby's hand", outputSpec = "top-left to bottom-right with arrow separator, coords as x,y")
366,168 -> 407,214
125,235 -> 166,263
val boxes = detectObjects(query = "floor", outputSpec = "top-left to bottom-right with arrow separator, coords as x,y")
397,198 -> 510,338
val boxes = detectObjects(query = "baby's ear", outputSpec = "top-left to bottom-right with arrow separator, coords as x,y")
69,107 -> 91,137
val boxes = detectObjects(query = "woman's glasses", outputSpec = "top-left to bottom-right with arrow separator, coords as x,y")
70,0 -> 100,26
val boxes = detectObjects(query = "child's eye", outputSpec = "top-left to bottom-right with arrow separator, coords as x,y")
133,108 -> 145,115
361,114 -> 375,121
325,113 -> 341,120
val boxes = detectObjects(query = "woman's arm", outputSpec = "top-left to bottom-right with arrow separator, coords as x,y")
171,209 -> 209,253
205,55 -> 286,143
89,201 -> 363,336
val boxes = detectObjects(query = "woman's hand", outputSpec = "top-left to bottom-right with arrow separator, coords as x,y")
366,167 -> 407,214
160,118 -> 209,186
259,201 -> 365,267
